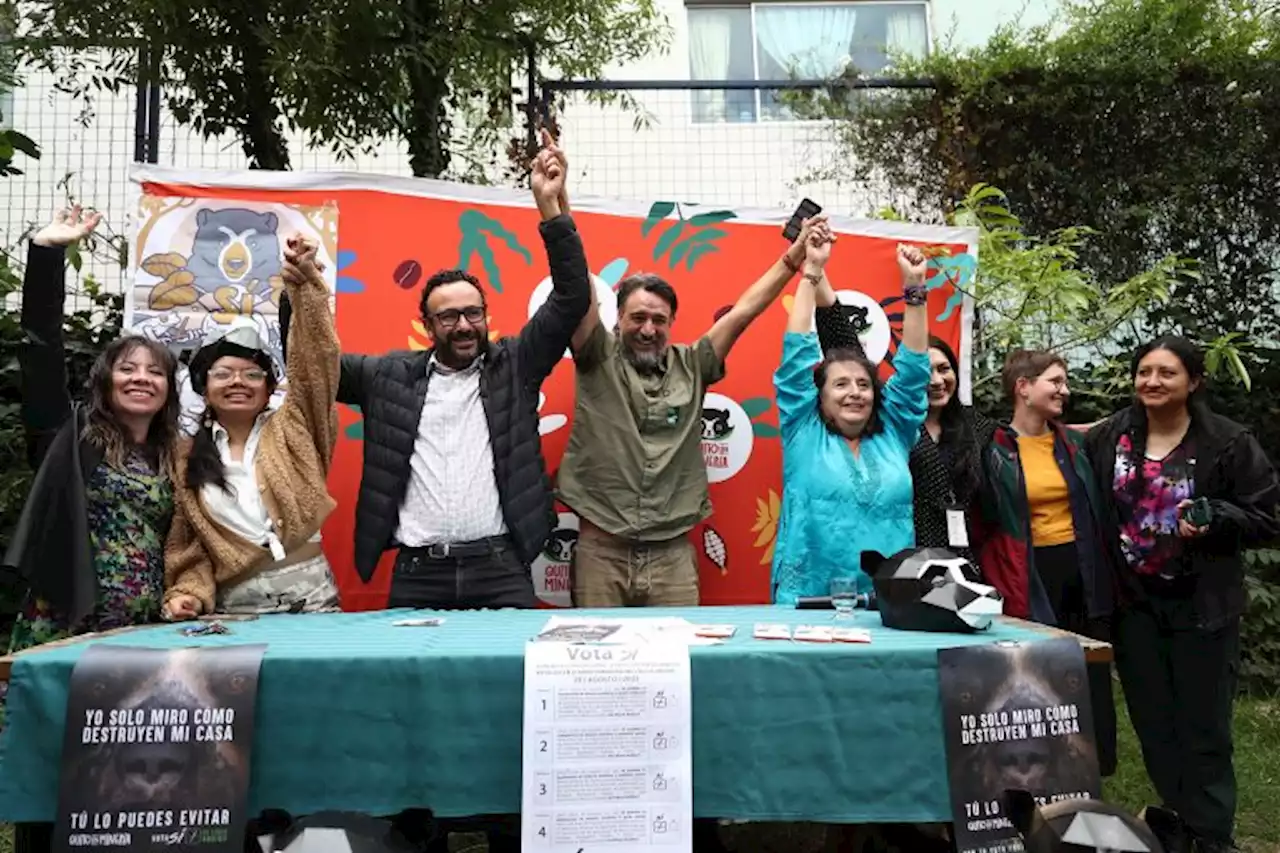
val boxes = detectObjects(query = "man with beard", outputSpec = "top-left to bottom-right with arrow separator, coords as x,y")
559,202 -> 824,607
331,130 -> 590,615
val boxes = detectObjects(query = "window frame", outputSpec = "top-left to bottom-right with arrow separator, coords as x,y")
686,0 -> 933,126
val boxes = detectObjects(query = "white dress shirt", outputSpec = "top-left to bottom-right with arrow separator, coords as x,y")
394,354 -> 507,546
201,413 -> 320,559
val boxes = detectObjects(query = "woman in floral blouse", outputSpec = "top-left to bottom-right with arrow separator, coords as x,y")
3,207 -> 181,702
1086,336 -> 1280,853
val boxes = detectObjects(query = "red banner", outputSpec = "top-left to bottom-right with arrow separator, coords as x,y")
128,167 -> 978,611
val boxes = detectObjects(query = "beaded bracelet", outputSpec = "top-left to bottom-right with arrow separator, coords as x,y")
904,282 -> 927,306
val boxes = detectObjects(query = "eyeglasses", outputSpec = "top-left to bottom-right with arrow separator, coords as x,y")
432,306 -> 487,328
208,367 -> 269,384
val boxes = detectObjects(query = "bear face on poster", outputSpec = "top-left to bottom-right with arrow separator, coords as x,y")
700,393 -> 753,484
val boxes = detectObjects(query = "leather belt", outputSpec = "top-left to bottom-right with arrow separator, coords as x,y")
402,535 -> 512,560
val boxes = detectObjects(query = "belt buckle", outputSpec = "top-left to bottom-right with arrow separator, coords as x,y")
427,542 -> 451,559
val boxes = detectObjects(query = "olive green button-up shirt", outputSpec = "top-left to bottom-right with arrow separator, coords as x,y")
557,322 -> 726,541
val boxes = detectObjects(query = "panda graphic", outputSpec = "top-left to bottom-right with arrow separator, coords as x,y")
542,528 -> 579,563
186,208 -> 284,298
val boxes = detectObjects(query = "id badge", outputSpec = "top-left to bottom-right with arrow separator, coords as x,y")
946,507 -> 970,549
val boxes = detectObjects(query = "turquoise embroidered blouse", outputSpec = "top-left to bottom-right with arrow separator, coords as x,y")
770,331 -> 931,603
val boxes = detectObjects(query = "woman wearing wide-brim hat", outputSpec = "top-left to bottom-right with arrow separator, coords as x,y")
161,235 -> 342,619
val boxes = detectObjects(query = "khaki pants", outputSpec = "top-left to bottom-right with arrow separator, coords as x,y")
570,524 -> 700,607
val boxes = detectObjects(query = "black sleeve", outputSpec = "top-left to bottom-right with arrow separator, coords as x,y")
1207,431 -> 1280,548
20,243 -> 73,469
814,303 -> 864,354
516,213 -> 592,388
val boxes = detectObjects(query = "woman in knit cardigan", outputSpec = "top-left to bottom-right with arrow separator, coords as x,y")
161,235 -> 341,618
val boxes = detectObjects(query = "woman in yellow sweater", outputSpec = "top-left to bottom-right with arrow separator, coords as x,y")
162,235 -> 341,618
975,349 -> 1117,774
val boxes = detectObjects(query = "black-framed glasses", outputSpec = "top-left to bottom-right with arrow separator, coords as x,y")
432,306 -> 486,328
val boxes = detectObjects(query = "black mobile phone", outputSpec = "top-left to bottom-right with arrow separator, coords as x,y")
1181,497 -> 1213,528
782,198 -> 822,242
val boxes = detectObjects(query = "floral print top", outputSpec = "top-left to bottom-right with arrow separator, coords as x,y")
7,448 -> 173,654
1112,433 -> 1195,579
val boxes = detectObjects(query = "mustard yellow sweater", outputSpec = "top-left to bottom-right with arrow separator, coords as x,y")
163,266 -> 340,614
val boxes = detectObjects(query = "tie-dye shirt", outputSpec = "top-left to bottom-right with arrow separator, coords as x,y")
1112,433 -> 1195,578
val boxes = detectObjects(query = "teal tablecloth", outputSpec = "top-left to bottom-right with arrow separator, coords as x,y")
0,605 -> 1052,824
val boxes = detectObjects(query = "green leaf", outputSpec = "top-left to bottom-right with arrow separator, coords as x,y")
669,240 -> 694,266
457,231 -> 478,275
687,210 -> 737,227
6,131 -> 40,159
66,243 -> 83,273
684,227 -> 729,245
741,397 -> 773,418
685,244 -> 718,271
480,221 -> 532,265
474,235 -> 502,294
642,201 -> 676,237
652,221 -> 686,260
752,421 -> 781,438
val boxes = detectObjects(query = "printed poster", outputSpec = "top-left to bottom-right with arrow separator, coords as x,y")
54,644 -> 268,853
937,638 -> 1102,853
127,195 -> 339,434
522,641 -> 693,853
128,165 -> 978,610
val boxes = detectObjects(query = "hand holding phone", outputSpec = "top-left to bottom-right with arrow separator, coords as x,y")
783,198 -> 822,242
1178,497 -> 1212,536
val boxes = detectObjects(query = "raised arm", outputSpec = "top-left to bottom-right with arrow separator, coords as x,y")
20,206 -> 102,468
276,236 -> 341,468
279,288 -> 373,409
704,215 -> 824,363
897,243 -> 929,355
877,245 -> 933,447
774,224 -> 834,435
517,130 -> 591,387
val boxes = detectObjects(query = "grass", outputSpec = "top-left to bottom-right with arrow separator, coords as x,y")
1,696 -> 1276,853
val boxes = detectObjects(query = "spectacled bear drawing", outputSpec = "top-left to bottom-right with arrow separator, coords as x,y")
186,209 -> 283,297
543,528 -> 578,562
700,408 -> 733,441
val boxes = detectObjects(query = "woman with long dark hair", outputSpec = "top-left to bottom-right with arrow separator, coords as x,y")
1086,336 -> 1279,853
816,302 -> 995,558
3,206 -> 181,655
161,235 -> 341,619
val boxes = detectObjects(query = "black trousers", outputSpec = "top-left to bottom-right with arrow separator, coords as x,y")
1033,542 -> 1118,777
389,537 -> 538,610
1115,597 -> 1239,844
389,537 -> 534,852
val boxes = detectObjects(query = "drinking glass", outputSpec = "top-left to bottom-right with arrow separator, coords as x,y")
830,577 -> 859,619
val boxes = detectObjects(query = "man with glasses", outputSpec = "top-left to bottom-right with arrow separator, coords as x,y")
331,131 -> 590,619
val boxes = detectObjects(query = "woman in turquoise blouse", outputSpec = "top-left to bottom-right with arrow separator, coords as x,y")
771,226 -> 933,603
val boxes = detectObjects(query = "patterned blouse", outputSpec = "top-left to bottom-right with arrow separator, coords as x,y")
1112,433 -> 1195,580
7,448 -> 173,653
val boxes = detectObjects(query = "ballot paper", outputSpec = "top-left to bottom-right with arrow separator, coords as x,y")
522,641 -> 692,853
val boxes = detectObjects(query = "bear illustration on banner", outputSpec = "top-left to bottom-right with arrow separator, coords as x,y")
701,393 -> 753,484
533,512 -> 580,607
128,167 -> 977,608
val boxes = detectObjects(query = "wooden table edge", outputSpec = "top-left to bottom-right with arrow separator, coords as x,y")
998,616 -> 1113,664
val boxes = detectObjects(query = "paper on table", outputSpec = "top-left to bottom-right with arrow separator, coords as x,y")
535,616 -> 723,646
522,642 -> 693,853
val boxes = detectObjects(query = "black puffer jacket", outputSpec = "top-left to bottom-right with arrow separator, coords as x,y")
336,214 -> 591,582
